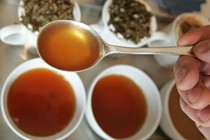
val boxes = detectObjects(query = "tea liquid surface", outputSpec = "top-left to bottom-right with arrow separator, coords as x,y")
92,75 -> 147,138
169,86 -> 204,140
38,22 -> 100,71
7,68 -> 76,136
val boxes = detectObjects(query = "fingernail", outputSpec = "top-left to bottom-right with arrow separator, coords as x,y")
188,86 -> 202,103
175,66 -> 188,84
198,109 -> 210,122
177,38 -> 188,46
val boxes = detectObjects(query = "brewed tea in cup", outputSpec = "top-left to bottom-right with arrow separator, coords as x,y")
86,65 -> 162,140
160,80 -> 205,140
1,58 -> 86,140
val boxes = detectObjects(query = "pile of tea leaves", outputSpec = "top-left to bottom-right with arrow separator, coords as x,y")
20,0 -> 74,32
108,0 -> 153,44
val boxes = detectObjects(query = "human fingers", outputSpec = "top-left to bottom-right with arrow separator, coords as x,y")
180,97 -> 210,139
178,81 -> 210,109
179,97 -> 199,121
180,98 -> 210,127
200,62 -> 210,75
174,56 -> 200,91
177,25 -> 210,46
196,124 -> 210,140
193,40 -> 210,63
203,75 -> 210,88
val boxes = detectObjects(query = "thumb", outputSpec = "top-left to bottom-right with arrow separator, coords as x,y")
177,25 -> 210,46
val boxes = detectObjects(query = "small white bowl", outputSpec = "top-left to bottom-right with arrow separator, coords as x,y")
1,58 -> 86,140
0,0 -> 81,47
18,0 -> 81,32
0,24 -> 28,46
98,0 -> 166,48
86,65 -> 162,140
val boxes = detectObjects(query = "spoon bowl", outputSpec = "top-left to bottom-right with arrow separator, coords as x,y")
37,20 -> 193,72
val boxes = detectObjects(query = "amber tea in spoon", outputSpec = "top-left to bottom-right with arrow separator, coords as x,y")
37,20 -> 193,72
37,20 -> 102,71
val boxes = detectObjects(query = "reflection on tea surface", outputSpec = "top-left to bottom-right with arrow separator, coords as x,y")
92,75 -> 147,139
38,22 -> 100,71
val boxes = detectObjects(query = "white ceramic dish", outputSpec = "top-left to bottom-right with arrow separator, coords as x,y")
0,24 -> 28,46
18,0 -> 81,32
0,0 -> 81,48
90,0 -> 166,48
1,58 -> 86,140
86,65 -> 162,140
159,80 -> 205,140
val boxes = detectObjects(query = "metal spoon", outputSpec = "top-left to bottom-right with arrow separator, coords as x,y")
37,20 -> 193,72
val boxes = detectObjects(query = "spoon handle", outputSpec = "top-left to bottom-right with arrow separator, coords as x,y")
108,46 -> 194,56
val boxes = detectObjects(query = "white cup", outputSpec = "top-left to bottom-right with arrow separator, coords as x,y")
148,13 -> 210,68
0,0 -> 81,47
0,24 -> 28,46
1,58 -> 86,140
90,0 -> 166,48
86,65 -> 162,140
160,80 -> 205,140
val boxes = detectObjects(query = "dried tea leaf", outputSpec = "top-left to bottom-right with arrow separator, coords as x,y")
181,22 -> 200,34
108,0 -> 153,44
20,0 -> 75,32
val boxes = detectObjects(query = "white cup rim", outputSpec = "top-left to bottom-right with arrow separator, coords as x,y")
86,65 -> 162,140
160,80 -> 186,140
0,0 -> 81,47
101,0 -> 159,47
162,80 -> 206,140
1,58 -> 86,140
159,80 -> 208,140
18,0 -> 81,26
172,13 -> 210,44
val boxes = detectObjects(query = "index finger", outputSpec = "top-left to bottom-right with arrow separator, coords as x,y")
178,25 -> 210,46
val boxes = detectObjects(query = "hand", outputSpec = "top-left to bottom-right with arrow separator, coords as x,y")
174,25 -> 210,139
